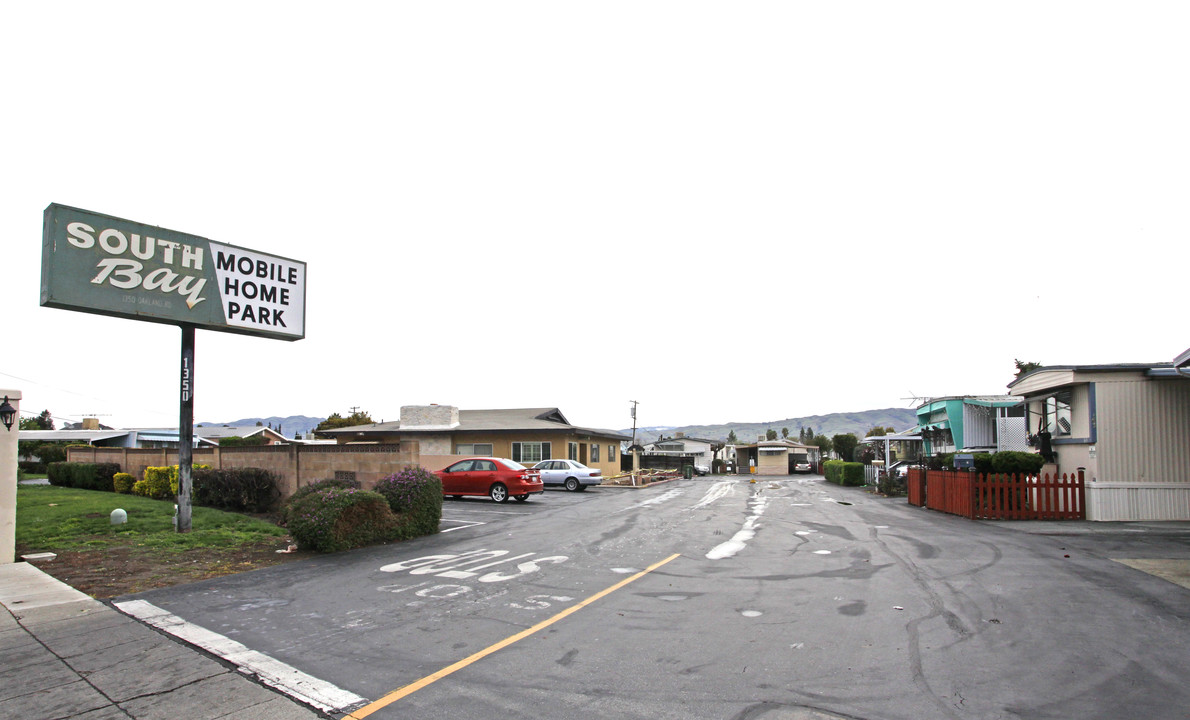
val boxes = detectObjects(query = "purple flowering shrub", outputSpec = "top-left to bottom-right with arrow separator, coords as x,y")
284,488 -> 400,553
372,466 -> 443,538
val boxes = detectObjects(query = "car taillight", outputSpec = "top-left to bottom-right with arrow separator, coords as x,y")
591,471 -> 601,476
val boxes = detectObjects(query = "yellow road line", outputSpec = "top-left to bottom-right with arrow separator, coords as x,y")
345,553 -> 682,719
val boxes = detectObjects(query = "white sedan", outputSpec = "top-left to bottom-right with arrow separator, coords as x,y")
532,459 -> 602,491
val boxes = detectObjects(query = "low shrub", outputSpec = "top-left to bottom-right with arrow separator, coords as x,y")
927,453 -> 954,471
824,460 -> 845,484
283,477 -> 362,522
285,488 -> 400,553
990,451 -> 1046,476
134,465 -> 211,500
877,475 -> 905,497
193,467 -> 281,513
841,462 -> 865,486
113,473 -> 136,494
372,467 -> 443,539
824,460 -> 865,486
138,466 -> 175,499
46,462 -> 122,492
922,452 -> 1045,476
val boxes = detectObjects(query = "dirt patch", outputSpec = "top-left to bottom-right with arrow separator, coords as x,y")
22,539 -> 318,599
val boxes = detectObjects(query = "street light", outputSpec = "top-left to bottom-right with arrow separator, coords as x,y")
0,396 -> 15,431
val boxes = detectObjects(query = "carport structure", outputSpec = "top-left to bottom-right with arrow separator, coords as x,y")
733,440 -> 818,475
860,430 -> 923,466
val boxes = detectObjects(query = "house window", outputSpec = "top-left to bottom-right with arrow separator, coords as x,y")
1046,391 -> 1073,437
591,444 -> 600,463
511,442 -> 551,464
608,444 -> 616,461
568,442 -> 578,461
456,443 -> 493,456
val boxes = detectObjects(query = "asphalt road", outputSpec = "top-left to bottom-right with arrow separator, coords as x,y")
119,476 -> 1190,720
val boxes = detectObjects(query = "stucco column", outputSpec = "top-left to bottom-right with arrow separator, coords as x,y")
1,389 -> 21,564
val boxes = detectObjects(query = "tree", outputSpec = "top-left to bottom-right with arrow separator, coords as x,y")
809,434 -> 832,458
866,427 -> 887,437
781,427 -> 789,439
832,433 -> 859,462
1014,359 -> 1042,379
315,409 -> 376,433
19,409 -> 54,431
727,429 -> 738,444
766,429 -> 778,441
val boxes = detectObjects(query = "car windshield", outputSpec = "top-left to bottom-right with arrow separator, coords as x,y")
571,461 -> 589,468
498,459 -> 528,470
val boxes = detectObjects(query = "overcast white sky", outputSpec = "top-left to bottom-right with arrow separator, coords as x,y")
3,2 -> 1186,434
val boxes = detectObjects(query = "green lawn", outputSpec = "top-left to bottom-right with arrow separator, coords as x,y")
16,484 -> 288,553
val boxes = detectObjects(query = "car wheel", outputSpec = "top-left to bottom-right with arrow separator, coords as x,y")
489,483 -> 509,503
514,494 -> 529,502
565,478 -> 580,492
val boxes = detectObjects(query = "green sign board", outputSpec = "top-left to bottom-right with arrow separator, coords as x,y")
41,204 -> 306,341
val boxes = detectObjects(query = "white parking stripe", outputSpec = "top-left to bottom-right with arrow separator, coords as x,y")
114,599 -> 368,714
439,519 -> 486,533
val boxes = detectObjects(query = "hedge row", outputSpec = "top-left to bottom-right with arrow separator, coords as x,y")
824,460 -> 865,486
47,462 -> 122,492
45,462 -> 444,553
927,451 -> 1047,475
193,467 -> 281,513
49,461 -> 279,514
282,467 -> 442,552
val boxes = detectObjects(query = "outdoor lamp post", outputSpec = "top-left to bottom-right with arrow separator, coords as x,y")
0,397 -> 16,431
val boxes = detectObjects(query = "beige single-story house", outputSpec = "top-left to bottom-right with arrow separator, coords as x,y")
318,405 -> 630,479
732,440 -> 819,475
1007,359 -> 1190,521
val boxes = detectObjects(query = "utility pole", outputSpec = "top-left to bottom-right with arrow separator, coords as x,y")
630,400 -> 638,447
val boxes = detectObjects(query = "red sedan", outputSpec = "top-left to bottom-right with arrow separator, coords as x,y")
435,457 -> 544,503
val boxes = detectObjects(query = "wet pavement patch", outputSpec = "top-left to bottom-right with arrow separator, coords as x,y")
1112,558 -> 1190,590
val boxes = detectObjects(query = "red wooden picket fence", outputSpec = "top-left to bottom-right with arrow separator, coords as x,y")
907,468 -> 1085,520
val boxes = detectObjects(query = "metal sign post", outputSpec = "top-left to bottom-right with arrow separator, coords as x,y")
41,204 -> 307,534
178,325 -> 195,532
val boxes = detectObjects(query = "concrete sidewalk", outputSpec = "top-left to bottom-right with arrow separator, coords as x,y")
0,562 -> 326,720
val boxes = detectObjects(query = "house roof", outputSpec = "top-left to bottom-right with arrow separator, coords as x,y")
18,429 -> 130,443
1008,362 -> 1178,393
734,440 -> 818,450
320,407 -> 631,441
194,425 -> 287,440
17,428 -> 220,446
651,436 -> 717,446
917,395 -> 1022,409
860,431 -> 923,443
1175,348 -> 1190,369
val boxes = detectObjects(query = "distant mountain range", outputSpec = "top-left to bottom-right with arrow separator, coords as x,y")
197,415 -> 326,439
201,407 -> 918,445
620,408 -> 918,446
